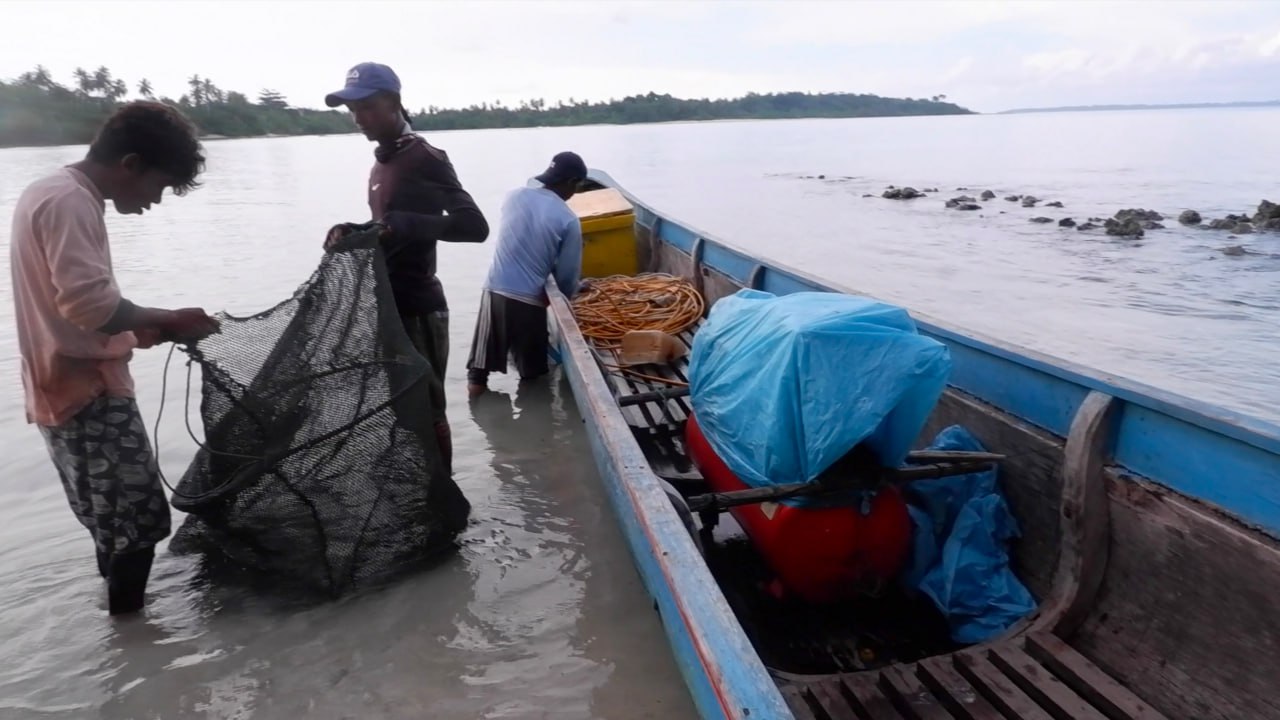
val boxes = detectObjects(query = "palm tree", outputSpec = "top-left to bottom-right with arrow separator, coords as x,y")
93,66 -> 113,96
108,79 -> 128,102
73,67 -> 92,97
201,78 -> 223,104
188,74 -> 204,106
138,78 -> 154,99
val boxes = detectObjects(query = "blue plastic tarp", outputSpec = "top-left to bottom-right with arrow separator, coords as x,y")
687,289 -> 952,493
903,426 -> 1038,644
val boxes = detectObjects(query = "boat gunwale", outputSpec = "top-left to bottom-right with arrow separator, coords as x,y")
584,168 -> 1280,537
546,282 -> 794,720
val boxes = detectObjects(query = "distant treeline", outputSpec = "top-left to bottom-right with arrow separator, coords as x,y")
0,64 -> 972,148
408,91 -> 972,130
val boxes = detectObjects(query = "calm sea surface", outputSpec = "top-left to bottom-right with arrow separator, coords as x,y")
0,108 -> 1277,718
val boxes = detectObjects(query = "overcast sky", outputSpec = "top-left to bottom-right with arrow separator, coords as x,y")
2,1 -> 1278,113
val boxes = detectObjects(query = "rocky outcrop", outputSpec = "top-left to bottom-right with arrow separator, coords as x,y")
1030,217 -> 1053,224
1222,245 -> 1247,256
1254,199 -> 1280,226
1021,196 -> 1039,208
883,187 -> 924,200
1059,218 -> 1076,227
1178,210 -> 1202,225
1105,217 -> 1144,237
1234,223 -> 1254,234
923,187 -> 939,193
945,195 -> 978,209
1208,214 -> 1251,230
1143,221 -> 1165,230
1115,208 -> 1163,223
1005,195 -> 1021,202
981,190 -> 996,200
1077,222 -> 1099,231
1046,201 -> 1064,208
1264,218 -> 1280,231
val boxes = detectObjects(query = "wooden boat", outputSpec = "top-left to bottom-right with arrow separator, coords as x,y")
548,171 -> 1280,720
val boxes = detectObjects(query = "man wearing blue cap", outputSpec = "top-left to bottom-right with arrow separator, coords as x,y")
323,62 -> 489,473
465,151 -> 588,397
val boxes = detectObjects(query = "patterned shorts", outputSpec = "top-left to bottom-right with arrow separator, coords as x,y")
39,396 -> 171,555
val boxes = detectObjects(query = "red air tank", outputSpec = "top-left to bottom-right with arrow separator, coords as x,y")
685,413 -> 912,604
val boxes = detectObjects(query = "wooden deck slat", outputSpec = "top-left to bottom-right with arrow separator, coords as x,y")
780,683 -> 823,720
878,665 -> 955,720
1024,634 -> 1169,720
916,658 -> 1006,720
808,679 -> 865,720
953,653 -> 1056,720
986,645 -> 1108,720
841,674 -> 908,720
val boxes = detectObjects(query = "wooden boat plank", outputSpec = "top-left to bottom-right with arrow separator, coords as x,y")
779,684 -> 822,720
840,674 -> 907,720
953,652 -> 1055,720
807,679 -> 864,720
1024,633 -> 1168,720
986,645 -> 1107,720
916,658 -> 1005,720
878,665 -> 954,720
919,389 -> 1065,601
1070,470 -> 1280,720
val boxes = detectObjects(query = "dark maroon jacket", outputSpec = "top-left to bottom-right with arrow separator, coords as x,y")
369,133 -> 488,314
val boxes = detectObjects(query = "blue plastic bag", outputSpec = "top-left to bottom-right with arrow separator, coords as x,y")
907,426 -> 1037,644
688,290 -> 952,494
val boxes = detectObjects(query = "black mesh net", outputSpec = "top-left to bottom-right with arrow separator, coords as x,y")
168,226 -> 471,596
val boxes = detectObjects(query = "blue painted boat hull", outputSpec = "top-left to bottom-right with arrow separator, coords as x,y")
547,170 -> 1280,720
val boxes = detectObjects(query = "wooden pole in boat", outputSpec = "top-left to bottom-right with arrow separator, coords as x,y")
684,456 -> 1004,514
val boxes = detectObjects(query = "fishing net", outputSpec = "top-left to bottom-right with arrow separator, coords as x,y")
168,225 -> 471,596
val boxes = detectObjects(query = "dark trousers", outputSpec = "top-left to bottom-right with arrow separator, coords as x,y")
400,310 -> 453,474
465,291 -> 550,386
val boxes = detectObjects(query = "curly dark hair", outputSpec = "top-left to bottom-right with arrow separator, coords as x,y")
87,101 -> 206,195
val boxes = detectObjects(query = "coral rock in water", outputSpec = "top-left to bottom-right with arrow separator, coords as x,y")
1105,217 -> 1145,237
883,187 -> 924,200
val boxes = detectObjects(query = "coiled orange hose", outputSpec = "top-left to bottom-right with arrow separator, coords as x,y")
571,273 -> 705,347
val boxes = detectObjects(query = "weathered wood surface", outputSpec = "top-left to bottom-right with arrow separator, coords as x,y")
1025,634 -> 1166,720
783,633 -> 1165,720
1071,470 -> 1280,720
1034,391 -> 1118,637
650,241 -> 742,313
920,388 -> 1065,603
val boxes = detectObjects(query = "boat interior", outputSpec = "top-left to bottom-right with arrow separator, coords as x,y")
566,180 -> 1280,720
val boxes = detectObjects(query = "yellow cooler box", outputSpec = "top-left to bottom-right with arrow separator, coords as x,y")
567,187 -> 638,279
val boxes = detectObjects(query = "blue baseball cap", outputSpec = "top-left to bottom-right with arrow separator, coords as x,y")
535,151 -> 588,186
324,62 -> 401,107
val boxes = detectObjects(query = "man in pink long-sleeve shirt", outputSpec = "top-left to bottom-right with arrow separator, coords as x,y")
9,102 -> 220,615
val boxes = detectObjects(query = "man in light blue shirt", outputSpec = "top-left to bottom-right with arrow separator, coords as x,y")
466,151 -> 587,397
